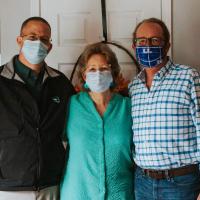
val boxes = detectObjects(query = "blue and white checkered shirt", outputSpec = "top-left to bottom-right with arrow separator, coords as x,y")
129,59 -> 200,169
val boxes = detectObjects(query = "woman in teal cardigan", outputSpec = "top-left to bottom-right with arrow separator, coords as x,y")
61,42 -> 134,200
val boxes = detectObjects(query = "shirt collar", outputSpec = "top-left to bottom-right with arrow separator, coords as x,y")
15,56 -> 34,79
155,58 -> 173,80
137,57 -> 174,82
14,56 -> 45,83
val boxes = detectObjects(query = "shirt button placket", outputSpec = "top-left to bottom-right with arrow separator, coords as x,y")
98,119 -> 106,200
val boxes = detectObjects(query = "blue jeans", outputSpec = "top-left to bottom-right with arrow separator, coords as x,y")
134,166 -> 200,200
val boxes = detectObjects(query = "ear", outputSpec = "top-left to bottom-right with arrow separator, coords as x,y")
164,42 -> 171,56
47,43 -> 53,53
82,71 -> 86,81
16,36 -> 23,48
166,42 -> 171,52
132,43 -> 138,59
132,43 -> 136,50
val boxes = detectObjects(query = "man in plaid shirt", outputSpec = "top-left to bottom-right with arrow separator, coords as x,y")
129,18 -> 200,200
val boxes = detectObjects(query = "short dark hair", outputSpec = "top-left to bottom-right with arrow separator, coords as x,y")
20,16 -> 51,35
133,18 -> 170,47
78,42 -> 120,89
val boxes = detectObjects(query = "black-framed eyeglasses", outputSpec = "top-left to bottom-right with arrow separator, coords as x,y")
134,37 -> 165,46
21,34 -> 52,45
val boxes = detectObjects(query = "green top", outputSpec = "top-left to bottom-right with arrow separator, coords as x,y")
14,56 -> 44,100
61,92 -> 134,200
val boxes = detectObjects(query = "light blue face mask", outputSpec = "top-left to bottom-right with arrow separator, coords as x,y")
86,71 -> 113,93
136,46 -> 163,68
21,40 -> 48,64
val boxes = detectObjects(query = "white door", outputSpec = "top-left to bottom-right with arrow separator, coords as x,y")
31,0 -> 171,84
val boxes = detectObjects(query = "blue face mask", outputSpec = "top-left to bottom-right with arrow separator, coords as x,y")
21,40 -> 48,64
136,46 -> 163,68
86,71 -> 113,93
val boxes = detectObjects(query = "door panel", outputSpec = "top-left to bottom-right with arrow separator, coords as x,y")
31,0 -> 171,84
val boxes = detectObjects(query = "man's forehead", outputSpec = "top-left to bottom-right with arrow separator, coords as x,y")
136,22 -> 163,36
21,20 -> 51,35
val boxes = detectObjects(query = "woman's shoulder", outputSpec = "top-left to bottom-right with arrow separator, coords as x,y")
114,93 -> 131,104
113,93 -> 131,110
70,91 -> 87,102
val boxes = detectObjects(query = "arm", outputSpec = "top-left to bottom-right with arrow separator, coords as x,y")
189,69 -> 200,157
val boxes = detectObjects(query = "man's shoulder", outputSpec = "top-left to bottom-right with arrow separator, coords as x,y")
0,56 -> 16,78
45,65 -> 75,95
173,63 -> 191,70
0,65 -> 4,73
46,65 -> 65,77
128,75 -> 141,91
45,65 -> 71,83
171,63 -> 200,77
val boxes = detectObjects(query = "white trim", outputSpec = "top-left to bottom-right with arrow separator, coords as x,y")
30,0 -> 41,16
161,0 -> 172,57
0,19 -> 1,64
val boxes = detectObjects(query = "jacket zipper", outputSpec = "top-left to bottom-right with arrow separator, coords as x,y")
36,114 -> 41,192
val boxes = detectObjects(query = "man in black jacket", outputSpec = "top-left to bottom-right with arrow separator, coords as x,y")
0,17 -> 75,199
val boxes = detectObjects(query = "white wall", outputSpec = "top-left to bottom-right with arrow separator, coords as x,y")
173,0 -> 200,69
0,0 -> 200,70
0,0 -> 30,64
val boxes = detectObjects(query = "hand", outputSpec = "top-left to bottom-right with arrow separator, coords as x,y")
197,193 -> 200,200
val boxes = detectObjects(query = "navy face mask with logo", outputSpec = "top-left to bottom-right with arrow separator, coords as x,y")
136,46 -> 163,68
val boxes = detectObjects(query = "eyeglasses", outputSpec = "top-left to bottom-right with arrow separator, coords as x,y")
21,34 -> 52,45
86,64 -> 111,72
134,37 -> 165,46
